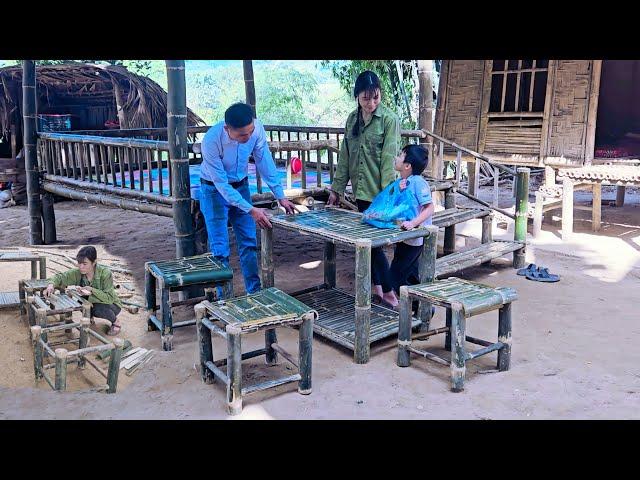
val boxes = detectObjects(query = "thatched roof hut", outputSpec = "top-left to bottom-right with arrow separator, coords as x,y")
435,60 -> 640,169
0,62 -> 205,157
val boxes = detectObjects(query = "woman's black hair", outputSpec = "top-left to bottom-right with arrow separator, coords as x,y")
401,144 -> 429,176
76,246 -> 97,263
351,70 -> 381,137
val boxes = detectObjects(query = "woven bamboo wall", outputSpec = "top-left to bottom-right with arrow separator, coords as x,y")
545,60 -> 595,160
440,60 -> 485,151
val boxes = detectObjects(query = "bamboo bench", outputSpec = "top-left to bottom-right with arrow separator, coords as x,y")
0,251 -> 47,310
145,253 -> 234,351
195,287 -> 317,415
30,321 -> 124,393
397,277 -> 517,392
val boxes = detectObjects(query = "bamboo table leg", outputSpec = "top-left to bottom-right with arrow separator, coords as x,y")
417,227 -> 438,332
396,287 -> 412,367
261,228 -> 278,365
298,314 -> 313,394
226,325 -> 243,415
562,178 -> 574,241
323,241 -> 336,288
39,256 -> 47,279
145,266 -> 158,331
592,183 -> 601,232
497,303 -> 512,372
160,282 -> 172,351
354,241 -> 372,364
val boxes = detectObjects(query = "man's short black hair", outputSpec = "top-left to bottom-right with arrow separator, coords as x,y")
224,103 -> 254,129
76,246 -> 97,263
402,144 -> 429,176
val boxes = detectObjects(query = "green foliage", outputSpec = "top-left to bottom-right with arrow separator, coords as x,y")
320,60 -> 418,128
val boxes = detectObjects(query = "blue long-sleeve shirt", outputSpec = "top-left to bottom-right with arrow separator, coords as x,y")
200,119 -> 285,212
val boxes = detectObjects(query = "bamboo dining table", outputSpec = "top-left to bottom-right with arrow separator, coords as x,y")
262,207 -> 438,364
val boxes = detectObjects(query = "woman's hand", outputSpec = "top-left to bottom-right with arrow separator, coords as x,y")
401,220 -> 416,230
327,191 -> 339,206
44,284 -> 55,297
80,286 -> 92,295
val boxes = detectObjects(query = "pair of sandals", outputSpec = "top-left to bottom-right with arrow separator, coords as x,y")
517,264 -> 560,282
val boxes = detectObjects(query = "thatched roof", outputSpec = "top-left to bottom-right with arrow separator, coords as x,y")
0,62 -> 205,137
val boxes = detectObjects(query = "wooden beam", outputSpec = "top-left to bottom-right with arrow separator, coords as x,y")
243,60 -> 257,117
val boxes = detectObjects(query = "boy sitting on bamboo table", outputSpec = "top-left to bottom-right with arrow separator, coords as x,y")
369,144 -> 435,309
44,246 -> 123,336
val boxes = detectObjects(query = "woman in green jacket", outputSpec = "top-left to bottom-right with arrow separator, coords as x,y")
328,70 -> 401,306
45,246 -> 123,335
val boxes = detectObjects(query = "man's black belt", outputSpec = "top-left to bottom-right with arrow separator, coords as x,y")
201,177 -> 248,189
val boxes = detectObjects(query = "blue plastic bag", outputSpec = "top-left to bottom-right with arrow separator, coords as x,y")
362,179 -> 419,229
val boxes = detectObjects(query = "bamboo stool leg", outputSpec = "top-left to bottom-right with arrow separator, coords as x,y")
396,287 -> 412,368
160,285 -> 172,351
18,281 -> 26,316
354,242 -> 372,364
226,325 -> 243,415
497,303 -> 512,372
265,328 -> 278,365
27,296 -> 36,327
450,308 -> 466,392
417,227 -> 437,332
54,348 -> 68,391
145,267 -> 158,331
30,260 -> 37,280
107,338 -> 124,393
39,256 -> 47,279
31,326 -> 43,381
195,304 -> 215,384
298,315 -> 313,395
78,318 -> 90,369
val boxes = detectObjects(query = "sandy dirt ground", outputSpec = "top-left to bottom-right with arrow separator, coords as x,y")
0,181 -> 639,419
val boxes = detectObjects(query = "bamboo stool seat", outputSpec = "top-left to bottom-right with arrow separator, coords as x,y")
397,277 -> 517,392
195,287 -> 317,415
28,291 -> 92,333
145,253 -> 234,351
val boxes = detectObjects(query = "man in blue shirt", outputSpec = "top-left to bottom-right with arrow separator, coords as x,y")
199,103 -> 296,294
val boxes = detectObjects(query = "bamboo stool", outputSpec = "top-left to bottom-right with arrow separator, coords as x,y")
145,253 -> 233,351
397,278 -> 517,392
30,321 -> 124,393
195,287 -> 317,415
0,251 -> 47,310
28,291 -> 92,337
18,279 -> 50,324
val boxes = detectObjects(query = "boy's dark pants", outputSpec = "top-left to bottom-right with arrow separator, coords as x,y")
389,242 -> 422,294
92,303 -> 121,324
356,199 -> 393,292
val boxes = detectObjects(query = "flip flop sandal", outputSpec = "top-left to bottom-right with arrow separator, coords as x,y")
371,294 -> 384,304
378,298 -> 399,310
517,263 -> 538,276
525,267 -> 560,283
107,324 -> 122,336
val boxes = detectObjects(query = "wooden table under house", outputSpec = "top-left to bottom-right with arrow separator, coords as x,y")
0,252 -> 47,309
264,207 -> 439,364
557,164 -> 640,240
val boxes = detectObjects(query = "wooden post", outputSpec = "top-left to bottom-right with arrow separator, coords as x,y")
226,324 -> 243,415
298,314 -> 313,395
592,183 -> 601,232
481,214 -> 493,244
497,303 -> 512,372
544,165 -> 556,187
616,186 -> 626,207
323,241 -> 336,288
443,187 -> 456,255
450,308 -> 466,392
417,60 -> 435,177
561,177 -> 574,241
42,193 -> 57,244
54,348 -> 68,391
354,241 -> 371,364
533,191 -> 544,238
38,256 -> 46,279
106,338 -> 124,393
166,60 -> 195,260
78,318 -> 90,369
23,60 -> 43,245
195,303 -> 215,384
396,286 -> 412,367
418,226 -> 438,332
467,161 -> 477,196
513,167 -> 530,268
112,78 -> 128,129
242,60 -> 257,117
31,326 -> 43,380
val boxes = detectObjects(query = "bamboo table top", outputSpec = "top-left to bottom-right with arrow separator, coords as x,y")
202,287 -> 317,333
269,208 -> 434,248
22,279 -> 50,290
0,251 -> 42,262
147,253 -> 233,287
406,278 -> 518,317
33,293 -> 86,313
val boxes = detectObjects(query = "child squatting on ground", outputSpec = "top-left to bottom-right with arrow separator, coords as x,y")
374,144 -> 435,309
44,246 -> 123,335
